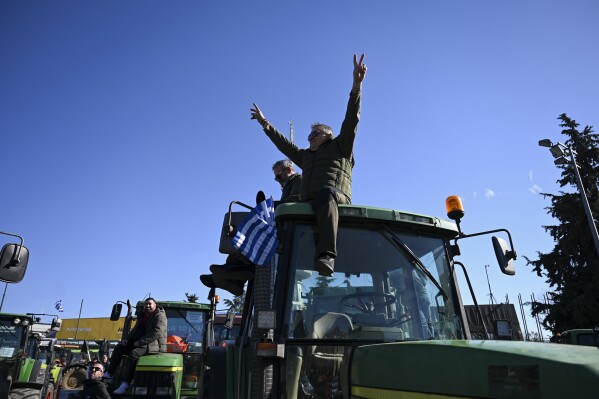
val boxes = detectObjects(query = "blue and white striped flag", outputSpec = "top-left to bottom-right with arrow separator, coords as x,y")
54,299 -> 64,312
232,197 -> 278,266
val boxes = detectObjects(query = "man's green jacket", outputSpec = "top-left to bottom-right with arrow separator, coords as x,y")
263,89 -> 361,203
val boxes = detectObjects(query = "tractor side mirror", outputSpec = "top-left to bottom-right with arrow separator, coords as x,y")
493,236 -> 516,275
224,308 -> 235,330
51,318 -> 62,332
110,303 -> 123,321
0,243 -> 29,283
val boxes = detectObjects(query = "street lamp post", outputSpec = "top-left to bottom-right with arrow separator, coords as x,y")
539,139 -> 599,261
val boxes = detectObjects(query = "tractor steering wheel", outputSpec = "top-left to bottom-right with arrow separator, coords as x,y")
340,292 -> 396,314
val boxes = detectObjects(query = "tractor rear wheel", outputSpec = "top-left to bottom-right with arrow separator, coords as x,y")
61,366 -> 87,390
9,388 -> 42,399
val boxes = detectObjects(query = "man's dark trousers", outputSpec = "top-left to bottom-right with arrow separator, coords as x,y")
107,343 -> 148,383
310,187 -> 348,259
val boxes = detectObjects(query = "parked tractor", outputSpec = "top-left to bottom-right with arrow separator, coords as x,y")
1,313 -> 62,399
200,196 -> 599,398
107,299 -> 213,398
554,329 -> 598,347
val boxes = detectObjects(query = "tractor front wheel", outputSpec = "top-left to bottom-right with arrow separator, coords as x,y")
61,366 -> 87,390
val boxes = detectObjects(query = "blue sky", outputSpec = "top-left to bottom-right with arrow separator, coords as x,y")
1,1 -> 597,337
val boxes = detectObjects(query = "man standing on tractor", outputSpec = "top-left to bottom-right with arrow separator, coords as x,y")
250,53 -> 367,276
104,298 -> 167,394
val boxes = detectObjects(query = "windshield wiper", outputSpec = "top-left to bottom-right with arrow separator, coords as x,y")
381,226 -> 448,301
175,309 -> 201,335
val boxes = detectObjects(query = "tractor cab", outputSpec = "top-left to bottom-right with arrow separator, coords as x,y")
0,313 -> 33,381
270,203 -> 468,397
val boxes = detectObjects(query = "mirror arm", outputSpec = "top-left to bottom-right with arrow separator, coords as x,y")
225,201 -> 253,236
454,228 -> 517,259
0,231 -> 24,264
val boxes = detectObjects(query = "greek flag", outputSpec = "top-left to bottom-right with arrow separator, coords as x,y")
54,299 -> 64,312
232,197 -> 278,266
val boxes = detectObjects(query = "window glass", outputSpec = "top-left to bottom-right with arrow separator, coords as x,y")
285,224 -> 463,341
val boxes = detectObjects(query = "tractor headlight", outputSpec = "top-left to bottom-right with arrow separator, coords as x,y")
13,317 -> 21,325
134,387 -> 147,395
155,387 -> 171,396
21,319 -> 30,326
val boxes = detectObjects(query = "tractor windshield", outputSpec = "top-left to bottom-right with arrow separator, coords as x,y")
163,308 -> 206,353
284,223 -> 465,342
0,320 -> 25,358
282,223 -> 465,398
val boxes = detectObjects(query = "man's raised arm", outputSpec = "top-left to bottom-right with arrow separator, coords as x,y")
338,54 -> 367,156
250,102 -> 302,166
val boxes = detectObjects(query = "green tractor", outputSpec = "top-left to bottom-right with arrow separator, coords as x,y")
199,196 -> 599,398
106,299 -> 214,398
554,329 -> 599,347
0,313 -> 62,399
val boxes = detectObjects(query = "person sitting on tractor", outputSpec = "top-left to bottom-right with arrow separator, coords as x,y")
273,159 -> 302,202
104,297 -> 167,394
70,360 -> 110,399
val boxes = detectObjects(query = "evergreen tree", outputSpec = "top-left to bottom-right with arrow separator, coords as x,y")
527,114 -> 599,332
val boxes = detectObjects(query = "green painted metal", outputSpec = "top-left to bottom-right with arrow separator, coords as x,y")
135,300 -> 211,311
17,358 -> 34,382
351,340 -> 599,398
137,353 -> 183,368
0,313 -> 31,319
275,203 -> 459,236
559,329 -> 597,346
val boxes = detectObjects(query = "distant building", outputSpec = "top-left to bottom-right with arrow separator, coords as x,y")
464,304 -> 524,340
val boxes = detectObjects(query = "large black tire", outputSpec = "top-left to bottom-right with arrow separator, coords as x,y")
61,366 -> 87,390
0,380 -> 8,399
9,388 -> 42,399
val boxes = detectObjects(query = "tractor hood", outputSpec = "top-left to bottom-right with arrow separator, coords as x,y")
350,340 -> 599,399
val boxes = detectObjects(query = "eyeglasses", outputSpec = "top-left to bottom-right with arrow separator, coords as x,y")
308,130 -> 324,140
91,367 -> 103,372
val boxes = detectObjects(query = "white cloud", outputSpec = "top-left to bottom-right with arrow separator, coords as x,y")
529,184 -> 542,194
473,191 -> 477,198
484,188 -> 495,199
529,170 -> 533,181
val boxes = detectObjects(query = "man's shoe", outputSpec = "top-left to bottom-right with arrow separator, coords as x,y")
214,275 -> 245,296
315,255 -> 335,276
210,263 -> 254,280
113,381 -> 130,395
200,274 -> 245,296
200,274 -> 216,288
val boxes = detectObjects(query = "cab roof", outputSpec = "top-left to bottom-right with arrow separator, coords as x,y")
275,202 -> 459,238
